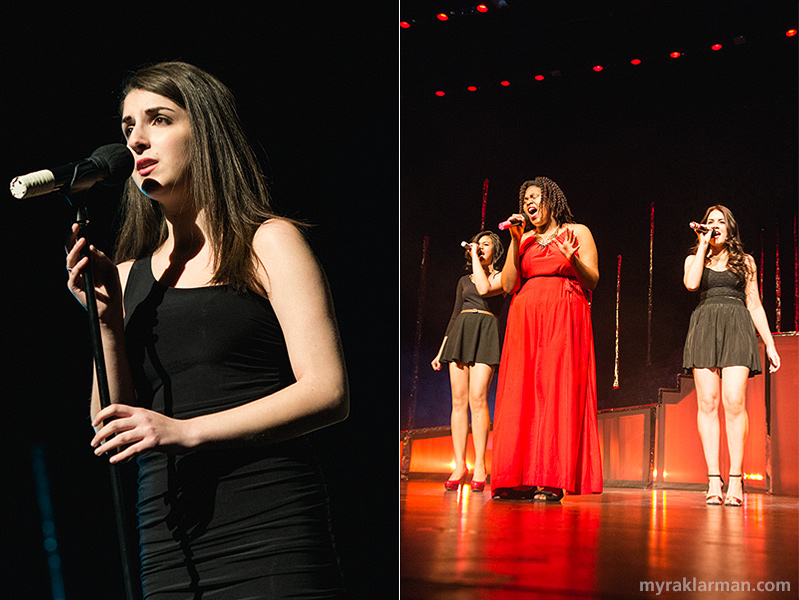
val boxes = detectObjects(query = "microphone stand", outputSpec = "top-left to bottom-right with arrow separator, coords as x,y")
73,203 -> 141,600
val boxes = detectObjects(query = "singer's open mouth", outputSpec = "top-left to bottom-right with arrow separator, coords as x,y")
136,159 -> 158,176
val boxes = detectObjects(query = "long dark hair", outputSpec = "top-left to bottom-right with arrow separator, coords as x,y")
689,204 -> 751,283
114,61 -> 279,293
463,230 -> 505,271
518,176 -> 575,229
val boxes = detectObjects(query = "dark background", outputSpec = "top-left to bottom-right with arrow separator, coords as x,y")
1,3 -> 397,598
401,0 -> 797,429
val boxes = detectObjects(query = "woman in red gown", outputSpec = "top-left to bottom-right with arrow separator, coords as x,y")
491,177 -> 603,501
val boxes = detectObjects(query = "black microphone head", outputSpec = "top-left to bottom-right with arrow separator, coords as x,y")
90,143 -> 134,185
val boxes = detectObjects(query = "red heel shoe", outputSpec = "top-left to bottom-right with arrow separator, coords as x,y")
444,470 -> 468,491
470,480 -> 486,492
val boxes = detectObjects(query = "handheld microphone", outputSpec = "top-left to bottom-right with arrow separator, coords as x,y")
10,144 -> 134,200
460,241 -> 470,248
498,217 -> 525,230
689,222 -> 719,237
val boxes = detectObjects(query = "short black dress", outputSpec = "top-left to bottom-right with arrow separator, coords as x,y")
682,267 -> 761,377
440,274 -> 504,367
124,256 -> 345,599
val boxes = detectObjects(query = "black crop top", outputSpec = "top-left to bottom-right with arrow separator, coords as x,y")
699,267 -> 746,302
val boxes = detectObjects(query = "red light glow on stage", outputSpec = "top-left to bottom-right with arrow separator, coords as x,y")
670,51 -> 682,58
467,85 -> 478,91
437,13 -> 449,22
711,43 -> 723,51
435,90 -> 446,97
786,29 -> 797,37
631,58 -> 642,65
592,65 -> 604,72
534,74 -> 545,81
476,4 -> 489,13
500,80 -> 511,86
400,21 -> 411,29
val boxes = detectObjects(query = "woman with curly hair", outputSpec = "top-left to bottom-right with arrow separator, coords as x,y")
683,205 -> 780,507
491,177 -> 602,502
432,231 -> 505,492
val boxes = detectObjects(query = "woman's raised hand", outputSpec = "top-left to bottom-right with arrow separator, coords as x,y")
507,214 -> 525,241
555,227 -> 578,261
66,223 -> 123,325
696,228 -> 714,246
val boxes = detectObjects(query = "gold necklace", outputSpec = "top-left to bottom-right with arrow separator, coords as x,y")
707,250 -> 727,266
534,228 -> 560,247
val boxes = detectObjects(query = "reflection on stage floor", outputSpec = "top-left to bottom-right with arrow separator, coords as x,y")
401,481 -> 798,599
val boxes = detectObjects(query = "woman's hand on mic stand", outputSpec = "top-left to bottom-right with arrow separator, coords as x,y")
65,222 -> 123,328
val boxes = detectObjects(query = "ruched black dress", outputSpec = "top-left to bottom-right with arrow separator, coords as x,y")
123,256 -> 344,599
682,267 -> 761,377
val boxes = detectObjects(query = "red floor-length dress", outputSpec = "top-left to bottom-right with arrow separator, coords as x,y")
491,231 -> 603,495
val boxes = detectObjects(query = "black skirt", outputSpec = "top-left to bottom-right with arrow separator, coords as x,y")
682,296 -> 761,377
441,311 -> 501,366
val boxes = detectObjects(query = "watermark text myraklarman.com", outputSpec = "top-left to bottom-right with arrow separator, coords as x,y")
641,578 -> 791,595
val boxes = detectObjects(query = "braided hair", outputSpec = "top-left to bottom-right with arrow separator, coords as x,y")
689,204 -> 752,284
518,176 -> 575,229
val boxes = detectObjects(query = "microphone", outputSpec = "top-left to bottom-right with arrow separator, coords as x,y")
689,222 -> 719,237
498,217 -> 525,230
460,241 -> 470,248
10,144 -> 134,200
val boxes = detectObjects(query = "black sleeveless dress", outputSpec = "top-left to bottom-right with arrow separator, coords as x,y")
682,267 -> 761,377
123,256 -> 345,599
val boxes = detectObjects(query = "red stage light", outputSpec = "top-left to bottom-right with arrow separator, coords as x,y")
711,43 -> 722,51
467,86 -> 478,92
400,21 -> 411,29
500,80 -> 511,86
787,29 -> 798,37
534,74 -> 545,81
670,51 -> 682,58
476,4 -> 489,13
593,65 -> 604,72
630,58 -> 642,65
435,90 -> 446,97
437,13 -> 449,21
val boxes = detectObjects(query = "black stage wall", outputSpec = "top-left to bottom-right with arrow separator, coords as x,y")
1,4 -> 398,598
401,0 -> 798,430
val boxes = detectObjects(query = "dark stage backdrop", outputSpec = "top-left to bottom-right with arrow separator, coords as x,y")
401,1 -> 797,429
1,4 -> 397,599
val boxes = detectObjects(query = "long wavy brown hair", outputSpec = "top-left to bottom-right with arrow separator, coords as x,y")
114,61 -> 281,293
689,204 -> 752,283
518,176 -> 575,230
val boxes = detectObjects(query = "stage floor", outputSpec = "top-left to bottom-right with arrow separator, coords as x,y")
401,481 -> 798,599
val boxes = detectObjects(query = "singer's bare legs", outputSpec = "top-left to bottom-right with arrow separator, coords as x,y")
448,361 -> 494,483
722,366 -> 749,502
694,366 -> 749,503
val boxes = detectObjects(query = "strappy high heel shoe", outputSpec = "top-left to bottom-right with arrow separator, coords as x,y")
706,474 -> 724,505
724,474 -> 743,507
